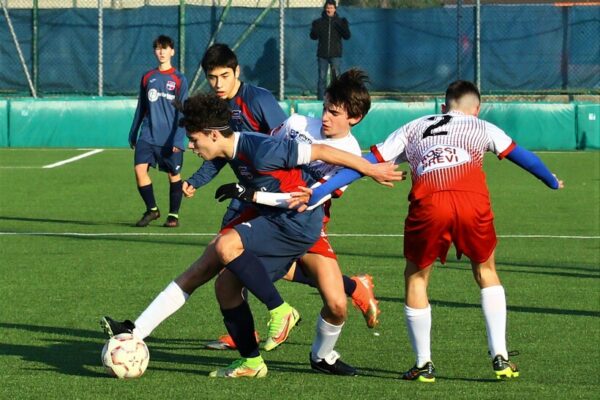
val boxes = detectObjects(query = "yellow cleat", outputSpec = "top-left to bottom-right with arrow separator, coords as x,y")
209,357 -> 268,378
263,303 -> 301,351
493,355 -> 520,379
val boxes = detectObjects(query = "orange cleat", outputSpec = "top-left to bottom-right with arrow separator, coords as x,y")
350,274 -> 381,328
205,331 -> 260,350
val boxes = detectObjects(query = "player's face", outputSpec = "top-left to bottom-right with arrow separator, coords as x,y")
321,100 -> 360,139
325,4 -> 336,17
154,45 -> 174,67
206,66 -> 240,100
187,131 -> 219,160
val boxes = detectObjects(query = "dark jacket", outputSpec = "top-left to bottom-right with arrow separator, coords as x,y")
310,11 -> 351,58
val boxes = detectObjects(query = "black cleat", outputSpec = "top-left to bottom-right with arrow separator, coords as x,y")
100,316 -> 135,337
493,354 -> 519,379
135,209 -> 160,227
310,352 -> 357,376
401,361 -> 436,382
163,215 -> 179,228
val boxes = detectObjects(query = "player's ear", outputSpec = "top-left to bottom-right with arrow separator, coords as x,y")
234,65 -> 240,79
474,104 -> 481,117
348,115 -> 362,127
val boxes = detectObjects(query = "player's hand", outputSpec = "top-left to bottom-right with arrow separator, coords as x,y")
288,187 -> 313,212
215,183 -> 256,203
129,141 -> 136,149
182,181 -> 196,198
366,161 -> 407,187
172,146 -> 181,153
553,174 -> 565,189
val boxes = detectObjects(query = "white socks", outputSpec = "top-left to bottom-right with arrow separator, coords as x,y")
404,304 -> 432,368
133,281 -> 190,339
310,315 -> 343,363
481,285 -> 508,359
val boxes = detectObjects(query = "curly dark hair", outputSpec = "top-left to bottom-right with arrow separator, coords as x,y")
325,68 -> 371,124
177,92 -> 232,136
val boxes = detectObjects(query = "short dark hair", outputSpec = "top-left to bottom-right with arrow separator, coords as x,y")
153,35 -> 175,49
324,0 -> 337,8
325,68 -> 371,123
201,43 -> 238,72
178,93 -> 233,136
445,80 -> 481,106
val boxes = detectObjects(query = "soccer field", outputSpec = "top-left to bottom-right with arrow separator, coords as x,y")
0,148 -> 598,399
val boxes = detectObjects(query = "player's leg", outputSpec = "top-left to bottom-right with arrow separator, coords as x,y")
400,260 -> 436,382
210,269 -> 267,378
133,141 -> 160,226
101,238 -> 223,339
471,253 -> 519,379
156,146 -> 183,227
400,192 -> 454,382
301,253 -> 356,376
454,191 -> 518,379
283,234 -> 380,328
214,226 -> 300,351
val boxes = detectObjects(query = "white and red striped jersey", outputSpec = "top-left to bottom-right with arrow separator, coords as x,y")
371,110 -> 516,201
271,114 -> 362,197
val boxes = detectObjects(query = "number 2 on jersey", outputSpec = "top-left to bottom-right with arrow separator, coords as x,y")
422,115 -> 452,139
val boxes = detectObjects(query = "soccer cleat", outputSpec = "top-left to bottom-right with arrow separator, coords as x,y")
263,303 -> 301,351
163,215 -> 179,228
310,352 -> 357,376
100,316 -> 135,338
208,357 -> 268,378
135,209 -> 160,227
401,361 -> 436,382
350,274 -> 381,328
205,331 -> 261,350
493,355 -> 519,379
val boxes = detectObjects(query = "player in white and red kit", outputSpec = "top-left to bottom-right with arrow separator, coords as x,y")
298,80 -> 564,381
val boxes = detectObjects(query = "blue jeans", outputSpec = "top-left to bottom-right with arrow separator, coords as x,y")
317,57 -> 341,100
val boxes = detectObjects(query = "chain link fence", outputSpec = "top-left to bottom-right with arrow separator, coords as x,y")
1,0 -> 598,99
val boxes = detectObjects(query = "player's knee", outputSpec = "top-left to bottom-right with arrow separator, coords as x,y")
325,296 -> 347,320
214,234 -> 243,265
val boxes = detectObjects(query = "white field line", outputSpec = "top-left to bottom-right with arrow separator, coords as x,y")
42,149 -> 104,169
0,232 -> 598,239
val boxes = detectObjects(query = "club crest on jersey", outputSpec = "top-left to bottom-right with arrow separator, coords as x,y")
166,80 -> 176,91
231,110 -> 242,121
416,144 -> 471,176
148,88 -> 159,102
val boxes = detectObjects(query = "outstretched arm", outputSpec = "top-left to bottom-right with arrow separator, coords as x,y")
309,144 -> 405,187
505,145 -> 563,189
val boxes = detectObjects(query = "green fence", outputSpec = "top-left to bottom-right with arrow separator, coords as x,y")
1,98 -> 598,150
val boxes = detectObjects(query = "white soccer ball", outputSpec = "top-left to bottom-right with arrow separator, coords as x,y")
101,333 -> 149,379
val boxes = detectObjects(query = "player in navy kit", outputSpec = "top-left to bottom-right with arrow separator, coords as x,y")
183,43 -> 287,226
129,35 -> 189,228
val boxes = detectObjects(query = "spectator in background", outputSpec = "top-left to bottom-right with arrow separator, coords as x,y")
310,0 -> 351,100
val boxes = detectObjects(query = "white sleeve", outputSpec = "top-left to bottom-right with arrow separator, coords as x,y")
255,192 -> 293,208
485,121 -> 514,155
373,126 -> 408,163
296,142 -> 312,165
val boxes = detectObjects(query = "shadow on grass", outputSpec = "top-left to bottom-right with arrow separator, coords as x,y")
0,215 -> 133,227
375,297 -> 600,318
0,322 -> 314,378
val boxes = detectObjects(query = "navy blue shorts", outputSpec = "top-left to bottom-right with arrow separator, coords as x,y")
233,208 -> 324,282
134,140 -> 183,175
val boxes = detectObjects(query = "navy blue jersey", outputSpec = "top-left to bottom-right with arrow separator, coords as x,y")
129,67 -> 189,150
227,131 -> 322,239
186,82 -> 286,188
230,82 -> 287,133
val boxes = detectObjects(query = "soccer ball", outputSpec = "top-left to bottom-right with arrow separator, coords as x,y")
101,333 -> 149,379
